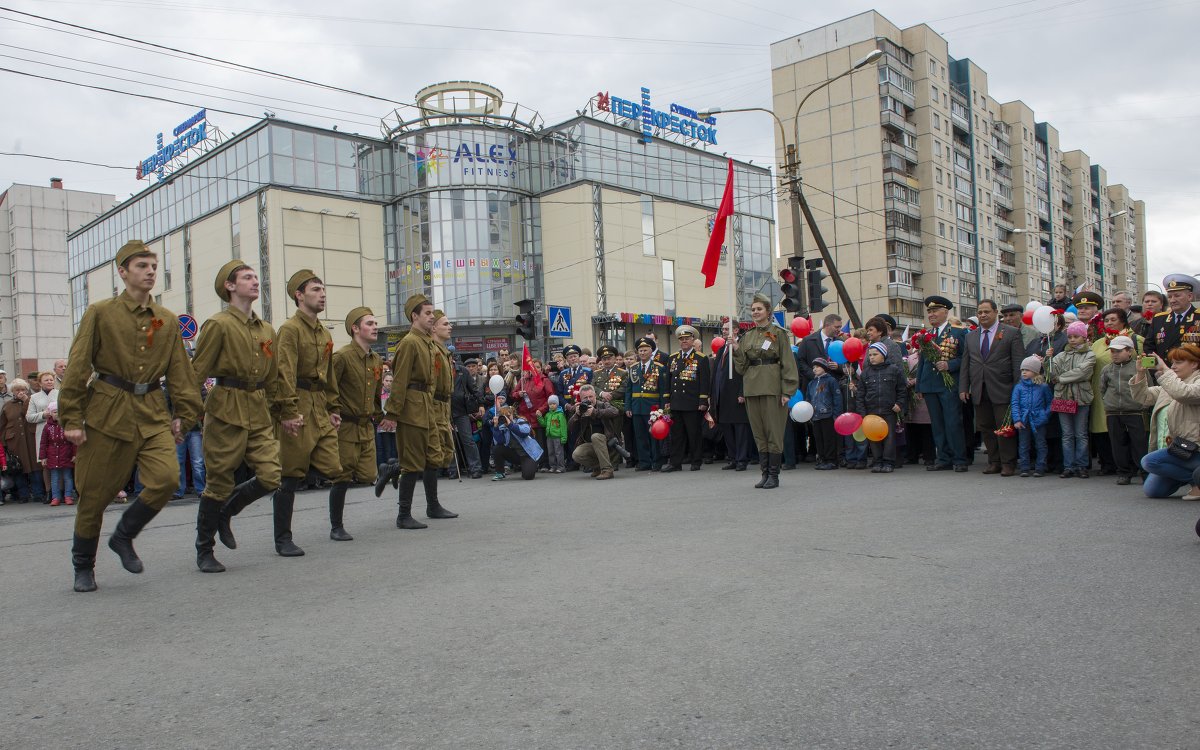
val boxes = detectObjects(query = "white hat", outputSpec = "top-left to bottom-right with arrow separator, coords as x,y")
1107,335 -> 1135,350
1020,356 -> 1043,373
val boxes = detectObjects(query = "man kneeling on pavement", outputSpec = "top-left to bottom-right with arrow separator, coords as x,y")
567,384 -> 621,480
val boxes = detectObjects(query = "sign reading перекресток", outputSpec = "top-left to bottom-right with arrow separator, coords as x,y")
597,89 -> 718,145
136,109 -> 209,181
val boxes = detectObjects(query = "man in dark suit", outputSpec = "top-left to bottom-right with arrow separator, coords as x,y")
796,314 -> 843,387
959,299 -> 1024,476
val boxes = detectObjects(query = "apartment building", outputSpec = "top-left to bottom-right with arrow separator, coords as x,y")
770,11 -> 1147,327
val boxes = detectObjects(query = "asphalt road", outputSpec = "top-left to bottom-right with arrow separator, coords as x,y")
3,466 -> 1199,749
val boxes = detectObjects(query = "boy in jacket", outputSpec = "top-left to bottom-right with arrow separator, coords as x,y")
1011,356 -> 1053,477
1099,336 -> 1147,485
537,395 -> 569,473
806,358 -> 843,470
853,343 -> 907,472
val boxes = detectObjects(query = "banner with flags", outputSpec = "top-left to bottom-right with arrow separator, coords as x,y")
701,158 -> 734,288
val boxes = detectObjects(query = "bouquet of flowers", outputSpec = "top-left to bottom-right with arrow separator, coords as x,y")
993,408 -> 1015,438
908,329 -> 955,389
648,406 -> 671,426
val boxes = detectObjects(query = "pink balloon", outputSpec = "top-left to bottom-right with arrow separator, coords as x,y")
834,412 -> 863,436
842,338 -> 866,363
711,336 -> 726,354
790,316 -> 813,338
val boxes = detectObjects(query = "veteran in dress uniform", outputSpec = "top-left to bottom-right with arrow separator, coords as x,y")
732,293 -> 799,489
190,260 -> 285,573
1144,274 -> 1200,359
1072,291 -> 1105,342
624,337 -> 670,471
916,295 -> 970,472
559,344 -> 594,471
329,307 -> 389,541
594,344 -> 628,437
664,325 -> 711,472
58,240 -> 203,593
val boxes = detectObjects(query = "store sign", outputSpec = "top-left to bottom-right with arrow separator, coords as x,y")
596,88 -> 718,145
414,141 -> 518,181
454,336 -> 484,350
136,108 -> 210,181
484,336 -> 510,352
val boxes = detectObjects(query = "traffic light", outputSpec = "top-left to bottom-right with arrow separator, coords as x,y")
779,256 -> 804,313
806,258 -> 830,313
514,298 -> 537,340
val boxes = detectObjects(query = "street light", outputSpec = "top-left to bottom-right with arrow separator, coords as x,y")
696,47 -> 882,327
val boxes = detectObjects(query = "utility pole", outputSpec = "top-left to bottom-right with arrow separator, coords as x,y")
794,185 -> 862,329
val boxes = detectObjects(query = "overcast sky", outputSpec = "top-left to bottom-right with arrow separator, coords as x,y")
2,0 -> 1196,291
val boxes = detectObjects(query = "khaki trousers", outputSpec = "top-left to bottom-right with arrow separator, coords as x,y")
746,395 -> 787,454
201,417 -> 282,502
74,428 -> 179,538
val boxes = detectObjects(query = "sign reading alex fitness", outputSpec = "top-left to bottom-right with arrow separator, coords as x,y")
597,88 -> 717,145
137,108 -> 210,181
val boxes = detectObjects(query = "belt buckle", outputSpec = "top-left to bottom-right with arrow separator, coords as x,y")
132,383 -> 152,396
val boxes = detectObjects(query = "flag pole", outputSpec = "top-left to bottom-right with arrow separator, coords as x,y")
727,213 -> 735,379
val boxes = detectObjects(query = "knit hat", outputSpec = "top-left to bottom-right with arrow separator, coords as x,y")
1020,356 -> 1043,373
868,342 -> 888,358
548,395 -> 559,406
1065,321 -> 1088,337
812,357 -> 833,371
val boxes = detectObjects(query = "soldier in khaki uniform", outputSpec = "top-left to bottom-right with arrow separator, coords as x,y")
329,306 -> 390,541
58,240 -> 203,592
732,293 -> 799,490
268,270 -> 343,556
190,260 -> 285,573
421,310 -> 460,520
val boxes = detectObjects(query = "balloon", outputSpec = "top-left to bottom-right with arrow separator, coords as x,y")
852,427 -> 866,442
1025,300 -> 1043,312
862,414 -> 889,441
710,336 -> 725,354
790,401 -> 814,423
1022,310 -> 1035,326
1066,305 -> 1078,315
833,412 -> 862,436
842,338 -> 866,363
790,316 -> 813,338
787,390 -> 805,408
1032,305 -> 1058,334
488,374 -> 506,395
827,340 -> 847,365
650,419 -> 669,440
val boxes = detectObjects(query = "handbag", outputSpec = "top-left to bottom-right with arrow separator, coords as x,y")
4,453 -> 21,474
1050,397 -> 1078,414
1167,437 -> 1199,461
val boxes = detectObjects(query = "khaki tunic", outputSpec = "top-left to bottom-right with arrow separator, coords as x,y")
384,328 -> 436,473
57,291 -> 203,536
191,305 -> 283,501
430,340 -> 455,467
332,342 -> 383,483
733,322 -> 799,453
274,311 -> 341,479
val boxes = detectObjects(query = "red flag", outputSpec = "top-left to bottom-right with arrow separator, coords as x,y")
702,158 -> 734,288
521,342 -> 542,387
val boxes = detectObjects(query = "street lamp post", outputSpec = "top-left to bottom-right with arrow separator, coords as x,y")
700,48 -> 881,327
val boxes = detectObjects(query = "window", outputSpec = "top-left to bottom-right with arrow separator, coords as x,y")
662,259 -> 675,316
938,221 -> 946,238
641,195 -> 655,256
940,249 -> 947,266
931,84 -> 939,101
933,113 -> 941,130
889,269 -> 913,287
878,66 -> 915,94
959,255 -> 976,273
955,202 -> 972,222
957,227 -> 975,246
937,195 -> 945,211
935,168 -> 943,186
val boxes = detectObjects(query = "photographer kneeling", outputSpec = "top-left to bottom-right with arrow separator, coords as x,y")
1130,344 -> 1200,499
568,385 -> 621,480
490,405 -> 542,481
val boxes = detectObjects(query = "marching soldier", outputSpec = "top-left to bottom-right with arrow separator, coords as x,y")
329,307 -> 389,541
190,260 -> 284,573
421,310 -> 459,521
664,325 -> 710,472
1144,274 -> 1200,359
58,240 -> 203,592
624,337 -> 670,471
732,293 -> 799,489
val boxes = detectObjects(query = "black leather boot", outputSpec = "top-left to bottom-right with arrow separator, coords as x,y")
72,534 -> 99,592
422,468 -> 458,519
273,477 -> 305,557
396,473 -> 427,529
195,498 -> 226,573
761,454 -> 781,489
218,478 -> 272,550
374,459 -> 400,497
329,482 -> 353,541
108,498 -> 160,574
753,454 -> 770,489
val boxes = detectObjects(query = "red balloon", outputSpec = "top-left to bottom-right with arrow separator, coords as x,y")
790,316 -> 813,338
1022,310 -> 1035,325
711,336 -> 726,354
842,337 -> 866,362
834,412 -> 863,436
650,419 -> 670,440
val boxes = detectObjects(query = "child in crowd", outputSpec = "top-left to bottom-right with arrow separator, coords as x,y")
490,405 -> 542,481
1011,356 -> 1053,477
903,350 -> 935,467
854,342 -> 907,473
39,401 -> 76,506
1099,336 -> 1147,486
1049,321 -> 1097,478
807,358 -> 843,470
537,395 -> 569,473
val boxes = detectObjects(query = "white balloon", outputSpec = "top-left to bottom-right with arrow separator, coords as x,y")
790,401 -> 814,423
488,374 -> 506,395
1025,300 -> 1043,312
1031,305 -> 1058,334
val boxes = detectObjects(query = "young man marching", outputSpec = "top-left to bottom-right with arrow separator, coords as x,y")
58,240 -> 202,592
329,307 -> 390,541
190,261 -> 286,573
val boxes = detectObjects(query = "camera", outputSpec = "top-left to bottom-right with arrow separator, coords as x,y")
1140,355 -> 1156,369
608,437 -> 631,460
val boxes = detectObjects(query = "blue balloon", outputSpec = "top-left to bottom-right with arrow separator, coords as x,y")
787,390 -> 805,407
827,340 -> 847,364
1066,305 -> 1078,315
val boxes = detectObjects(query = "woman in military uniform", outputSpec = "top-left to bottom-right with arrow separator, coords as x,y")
732,293 -> 799,489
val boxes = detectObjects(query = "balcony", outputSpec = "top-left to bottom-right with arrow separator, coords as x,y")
879,81 -> 915,110
993,121 -> 1012,142
886,225 -> 921,246
999,249 -> 1017,268
993,189 -> 1013,210
880,109 -> 916,136
885,197 -> 921,219
882,139 -> 918,164
883,169 -> 919,191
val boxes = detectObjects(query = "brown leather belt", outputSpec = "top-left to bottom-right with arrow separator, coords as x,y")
97,373 -> 157,396
214,376 -> 266,391
339,413 -> 367,424
294,378 -> 323,391
407,382 -> 430,392
434,394 -> 449,403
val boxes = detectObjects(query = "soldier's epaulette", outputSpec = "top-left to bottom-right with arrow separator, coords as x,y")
1154,311 -> 1170,318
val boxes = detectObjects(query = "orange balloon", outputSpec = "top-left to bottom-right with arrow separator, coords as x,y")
862,414 -> 889,442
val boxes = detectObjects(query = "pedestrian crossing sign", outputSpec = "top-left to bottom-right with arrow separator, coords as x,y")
548,305 -> 572,338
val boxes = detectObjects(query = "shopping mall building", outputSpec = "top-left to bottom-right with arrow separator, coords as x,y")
67,82 -> 775,359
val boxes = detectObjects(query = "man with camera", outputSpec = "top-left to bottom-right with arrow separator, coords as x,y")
567,384 -> 622,480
